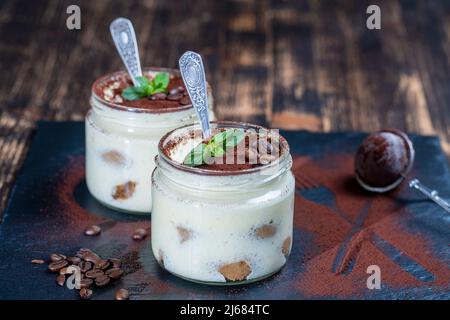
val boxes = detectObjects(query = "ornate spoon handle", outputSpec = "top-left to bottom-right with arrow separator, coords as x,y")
409,178 -> 450,213
110,17 -> 142,86
179,51 -> 211,138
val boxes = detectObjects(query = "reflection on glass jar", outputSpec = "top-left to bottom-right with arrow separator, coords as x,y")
151,121 -> 295,284
85,68 -> 214,214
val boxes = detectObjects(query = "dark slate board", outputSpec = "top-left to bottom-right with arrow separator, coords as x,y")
0,122 -> 449,300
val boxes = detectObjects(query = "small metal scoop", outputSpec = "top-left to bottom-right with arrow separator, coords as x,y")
355,130 -> 450,213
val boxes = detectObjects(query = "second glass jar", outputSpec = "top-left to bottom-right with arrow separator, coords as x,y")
85,67 -> 214,214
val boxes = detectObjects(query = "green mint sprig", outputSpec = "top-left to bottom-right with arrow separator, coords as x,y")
122,73 -> 170,100
183,129 -> 246,166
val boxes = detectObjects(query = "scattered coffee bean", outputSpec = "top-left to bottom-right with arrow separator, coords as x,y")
109,258 -> 121,269
80,278 -> 93,289
31,259 -> 45,264
59,267 -> 69,275
95,259 -> 110,270
77,248 -> 93,256
150,93 -> 167,100
95,274 -> 110,287
85,269 -> 104,279
106,268 -> 124,280
79,288 -> 93,299
56,274 -> 65,286
82,252 -> 101,264
84,225 -> 101,236
48,260 -> 68,272
180,96 -> 191,105
167,93 -> 183,101
132,228 -> 148,241
115,289 -> 129,300
40,248 -> 126,299
67,256 -> 81,265
79,261 -> 93,273
50,253 -> 66,262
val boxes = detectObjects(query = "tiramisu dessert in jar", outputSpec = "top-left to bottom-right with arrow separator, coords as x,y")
86,68 -> 214,213
151,121 -> 295,284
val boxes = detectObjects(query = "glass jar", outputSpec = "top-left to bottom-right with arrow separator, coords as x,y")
151,121 -> 295,284
85,67 -> 214,214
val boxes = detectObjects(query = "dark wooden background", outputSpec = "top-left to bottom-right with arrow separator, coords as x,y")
1,0 -> 450,216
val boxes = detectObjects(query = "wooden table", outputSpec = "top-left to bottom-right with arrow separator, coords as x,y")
1,0 -> 450,218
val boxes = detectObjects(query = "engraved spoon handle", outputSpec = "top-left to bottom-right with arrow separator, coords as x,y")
409,178 -> 450,213
179,51 -> 211,139
110,17 -> 142,86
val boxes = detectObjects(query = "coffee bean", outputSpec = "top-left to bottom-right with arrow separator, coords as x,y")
79,288 -> 93,299
245,148 -> 258,163
180,97 -> 191,105
106,268 -> 124,280
79,261 -> 93,273
83,252 -> 101,264
259,154 -> 276,164
80,278 -> 93,289
31,259 -> 45,264
132,228 -> 148,241
84,225 -> 101,236
67,256 -> 81,265
56,274 -> 65,286
109,258 -> 121,269
95,274 -> 110,287
115,289 -> 129,300
59,267 -> 69,275
169,87 -> 180,95
167,93 -> 183,101
85,269 -> 104,279
50,253 -> 66,262
150,93 -> 167,100
77,248 -> 92,255
95,259 -> 110,270
48,260 -> 68,272
251,139 -> 274,153
75,248 -> 90,259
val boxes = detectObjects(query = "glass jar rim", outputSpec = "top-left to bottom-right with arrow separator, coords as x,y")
157,120 -> 292,177
91,67 -> 196,114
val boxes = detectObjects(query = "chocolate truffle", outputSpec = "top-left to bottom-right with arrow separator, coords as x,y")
354,129 -> 414,191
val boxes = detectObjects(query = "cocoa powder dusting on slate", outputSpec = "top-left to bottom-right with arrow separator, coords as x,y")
291,154 -> 450,298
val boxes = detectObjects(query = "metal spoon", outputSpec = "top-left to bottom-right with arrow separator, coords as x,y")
110,17 -> 142,86
179,51 -> 211,139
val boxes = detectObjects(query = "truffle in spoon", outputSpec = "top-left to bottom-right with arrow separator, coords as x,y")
355,129 -> 414,192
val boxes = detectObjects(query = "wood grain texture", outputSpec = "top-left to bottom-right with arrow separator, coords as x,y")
1,0 -> 450,217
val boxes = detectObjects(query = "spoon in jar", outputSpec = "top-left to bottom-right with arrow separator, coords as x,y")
354,129 -> 450,213
178,51 -> 211,139
110,17 -> 142,87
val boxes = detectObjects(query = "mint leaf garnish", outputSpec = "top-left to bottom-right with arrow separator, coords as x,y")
122,87 -> 144,100
183,129 -> 246,166
153,73 -> 169,89
135,76 -> 150,88
121,72 -> 170,101
183,143 -> 207,166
